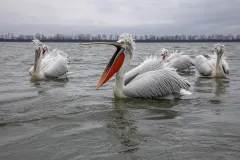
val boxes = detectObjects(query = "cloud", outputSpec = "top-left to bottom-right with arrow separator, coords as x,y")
0,0 -> 239,35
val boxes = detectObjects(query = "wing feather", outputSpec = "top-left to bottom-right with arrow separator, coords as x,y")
166,51 -> 182,62
43,50 -> 69,78
29,66 -> 34,76
124,56 -> 164,85
167,55 -> 195,71
123,67 -> 190,98
43,57 -> 68,78
195,55 -> 214,76
222,59 -> 230,74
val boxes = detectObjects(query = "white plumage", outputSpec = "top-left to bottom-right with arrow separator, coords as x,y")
124,55 -> 164,85
80,33 -> 191,99
115,35 -> 191,98
29,40 -> 69,81
195,43 -> 229,78
158,48 -> 195,71
123,67 -> 190,98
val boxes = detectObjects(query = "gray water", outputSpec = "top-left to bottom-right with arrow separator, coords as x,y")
0,42 -> 239,160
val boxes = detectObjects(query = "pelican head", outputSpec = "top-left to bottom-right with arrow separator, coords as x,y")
32,39 -> 41,46
117,33 -> 135,58
161,48 -> 169,60
32,39 -> 48,56
79,33 -> 135,89
214,43 -> 225,57
43,44 -> 49,55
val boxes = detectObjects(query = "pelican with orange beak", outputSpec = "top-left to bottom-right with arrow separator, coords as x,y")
80,33 -> 191,99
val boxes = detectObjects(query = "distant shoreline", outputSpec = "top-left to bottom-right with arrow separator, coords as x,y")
1,39 -> 240,43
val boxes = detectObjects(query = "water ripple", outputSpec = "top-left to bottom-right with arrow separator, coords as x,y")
0,42 -> 240,160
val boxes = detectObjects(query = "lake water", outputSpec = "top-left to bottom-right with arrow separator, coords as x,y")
0,42 -> 239,160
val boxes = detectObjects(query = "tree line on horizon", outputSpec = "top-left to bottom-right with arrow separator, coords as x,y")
1,33 -> 240,41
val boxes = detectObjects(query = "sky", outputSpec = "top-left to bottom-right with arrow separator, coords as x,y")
0,0 -> 240,36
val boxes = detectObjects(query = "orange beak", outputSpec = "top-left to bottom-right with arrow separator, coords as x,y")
97,47 -> 125,89
79,42 -> 125,89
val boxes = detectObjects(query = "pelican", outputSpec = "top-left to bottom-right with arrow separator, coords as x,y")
29,41 -> 50,75
29,41 -> 69,81
158,48 -> 195,71
195,43 -> 230,78
80,33 -> 191,99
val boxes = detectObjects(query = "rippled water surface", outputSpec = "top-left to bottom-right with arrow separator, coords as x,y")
0,42 -> 240,160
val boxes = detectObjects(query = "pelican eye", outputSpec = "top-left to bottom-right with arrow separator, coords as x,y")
120,41 -> 125,46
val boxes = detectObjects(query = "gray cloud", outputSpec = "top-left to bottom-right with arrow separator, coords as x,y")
0,0 -> 239,35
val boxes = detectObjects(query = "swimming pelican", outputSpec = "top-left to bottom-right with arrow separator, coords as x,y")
79,33 -> 191,99
195,43 -> 230,78
159,48 -> 195,71
29,41 -> 69,81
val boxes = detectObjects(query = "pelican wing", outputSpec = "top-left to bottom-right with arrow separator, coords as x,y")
123,67 -> 190,98
29,66 -> 34,76
167,55 -> 195,71
195,55 -> 214,76
166,51 -> 182,62
29,56 -> 54,76
47,49 -> 69,61
43,55 -> 69,79
222,59 -> 230,74
124,56 -> 164,85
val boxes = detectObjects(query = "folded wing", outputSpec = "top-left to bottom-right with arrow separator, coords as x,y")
167,55 -> 195,71
124,56 -> 164,85
43,54 -> 69,79
123,67 -> 190,98
195,55 -> 214,76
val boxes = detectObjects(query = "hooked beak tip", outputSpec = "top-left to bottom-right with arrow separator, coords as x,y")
96,86 -> 101,90
96,83 -> 102,89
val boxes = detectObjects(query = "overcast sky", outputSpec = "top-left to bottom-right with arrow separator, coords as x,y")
0,0 -> 240,35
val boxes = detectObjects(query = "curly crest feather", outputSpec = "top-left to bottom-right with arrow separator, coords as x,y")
118,33 -> 136,53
